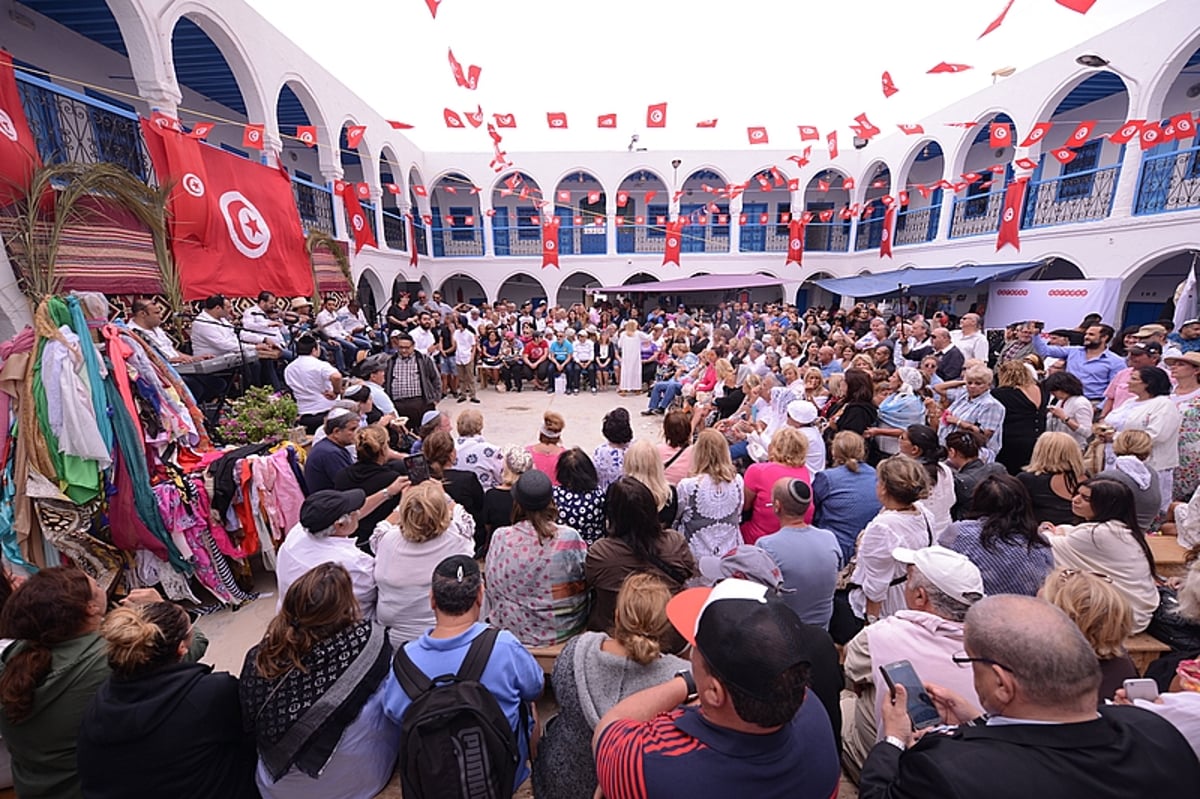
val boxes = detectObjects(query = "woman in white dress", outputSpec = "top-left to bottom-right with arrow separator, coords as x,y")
617,319 -> 650,395
675,430 -> 745,559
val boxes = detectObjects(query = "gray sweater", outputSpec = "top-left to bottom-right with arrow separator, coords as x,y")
531,632 -> 687,799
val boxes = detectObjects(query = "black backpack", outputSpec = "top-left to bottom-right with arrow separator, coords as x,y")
393,626 -> 527,799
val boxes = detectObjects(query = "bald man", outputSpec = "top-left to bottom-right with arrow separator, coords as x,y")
858,595 -> 1198,798
903,328 -> 964,381
951,313 -> 989,364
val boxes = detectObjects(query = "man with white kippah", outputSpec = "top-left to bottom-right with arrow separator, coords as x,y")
841,545 -> 985,783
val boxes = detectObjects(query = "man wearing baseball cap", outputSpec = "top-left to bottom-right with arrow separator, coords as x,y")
276,484 -> 405,619
1168,318 -> 1200,355
841,546 -> 984,782
592,578 -> 839,799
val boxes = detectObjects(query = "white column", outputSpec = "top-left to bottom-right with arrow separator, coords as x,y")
730,194 -> 743,252
605,194 -> 617,254
323,167 -> 348,239
369,189 -> 385,248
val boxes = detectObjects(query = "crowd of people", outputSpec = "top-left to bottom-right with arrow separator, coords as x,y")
2,293 -> 1200,798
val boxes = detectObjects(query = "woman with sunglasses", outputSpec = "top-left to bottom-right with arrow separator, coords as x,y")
1042,478 -> 1159,633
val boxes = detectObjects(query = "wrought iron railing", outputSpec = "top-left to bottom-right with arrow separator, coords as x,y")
1022,164 -> 1120,228
358,200 -> 378,240
804,221 -> 851,253
616,224 -> 667,254
1134,143 -> 1200,215
948,192 -> 1004,238
381,209 -> 406,250
292,176 -> 335,236
558,223 -> 608,255
15,70 -> 153,182
430,223 -> 484,256
492,224 -> 540,256
737,222 -> 790,253
855,215 -> 884,251
894,204 -> 940,246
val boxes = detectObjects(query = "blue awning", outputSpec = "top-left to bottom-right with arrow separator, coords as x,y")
812,263 -> 1038,297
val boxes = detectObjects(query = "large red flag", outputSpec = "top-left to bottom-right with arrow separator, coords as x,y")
142,120 -> 312,300
0,51 -> 42,206
339,182 -> 377,254
541,217 -> 560,269
996,179 -> 1028,252
786,219 -> 805,266
880,205 -> 896,258
1019,123 -> 1052,147
662,220 -> 683,267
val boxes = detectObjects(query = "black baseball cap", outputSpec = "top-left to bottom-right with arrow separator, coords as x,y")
300,489 -> 365,531
667,579 -> 809,700
1128,342 -> 1162,357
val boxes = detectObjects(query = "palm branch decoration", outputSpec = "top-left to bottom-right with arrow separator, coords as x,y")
305,229 -> 354,303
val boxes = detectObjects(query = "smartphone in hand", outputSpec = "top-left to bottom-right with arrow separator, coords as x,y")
880,660 -> 942,729
405,453 -> 430,485
1123,678 -> 1159,702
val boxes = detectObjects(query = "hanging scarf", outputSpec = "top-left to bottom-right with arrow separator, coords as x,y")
242,621 -> 390,781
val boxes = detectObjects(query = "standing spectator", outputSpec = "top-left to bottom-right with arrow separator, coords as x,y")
997,320 -> 1037,364
950,313 -> 989,363
384,333 -> 442,426
586,477 -> 696,634
939,474 -> 1053,596
848,455 -> 936,625
532,574 -> 688,799
593,408 -> 633,492
78,602 -> 256,799
553,447 -> 607,545
372,480 -> 475,646
1106,365 -> 1180,511
741,427 -> 814,545
617,320 -> 651,395
937,365 -> 1006,461
596,329 -> 616,390
1044,371 -> 1093,450
623,439 -> 678,528
451,314 -> 479,403
813,431 -> 882,564
241,564 -> 398,799
486,471 -> 589,646
756,479 -> 842,629
1032,322 -> 1125,402
676,430 -> 746,559
991,360 -> 1045,475
453,408 -> 503,492
903,327 -> 965,381
1018,431 -> 1086,526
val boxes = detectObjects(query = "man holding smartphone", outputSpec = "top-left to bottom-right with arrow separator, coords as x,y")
841,546 -> 984,782
859,594 -> 1198,798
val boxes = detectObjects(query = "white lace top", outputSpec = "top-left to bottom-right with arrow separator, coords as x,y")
675,473 -> 745,559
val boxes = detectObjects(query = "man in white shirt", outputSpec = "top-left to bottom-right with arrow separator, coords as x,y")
276,485 -> 405,617
189,295 -> 277,388
894,318 -> 932,368
452,315 -> 479,403
242,291 -> 289,353
951,313 -> 990,364
315,297 -> 364,373
410,312 -> 437,357
284,335 -> 343,432
128,298 -> 222,404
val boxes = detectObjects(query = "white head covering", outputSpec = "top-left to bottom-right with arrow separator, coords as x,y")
895,366 -> 923,396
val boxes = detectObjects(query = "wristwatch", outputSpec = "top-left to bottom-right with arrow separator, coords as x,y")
884,735 -> 907,751
675,670 -> 699,703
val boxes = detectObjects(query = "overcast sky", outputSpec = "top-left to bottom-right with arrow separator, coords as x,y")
245,0 -> 1162,152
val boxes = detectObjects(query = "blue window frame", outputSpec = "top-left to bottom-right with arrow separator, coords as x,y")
449,205 -> 475,242
220,142 -> 249,159
516,206 -> 539,241
646,204 -> 669,238
1056,140 -> 1101,201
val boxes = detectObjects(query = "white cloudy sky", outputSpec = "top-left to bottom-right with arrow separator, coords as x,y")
245,0 -> 1162,152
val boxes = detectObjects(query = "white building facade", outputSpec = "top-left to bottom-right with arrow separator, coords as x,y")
1,0 -> 1199,331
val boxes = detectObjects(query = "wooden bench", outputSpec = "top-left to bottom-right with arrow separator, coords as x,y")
1148,535 -> 1190,580
1125,632 -> 1172,674
527,642 -> 566,675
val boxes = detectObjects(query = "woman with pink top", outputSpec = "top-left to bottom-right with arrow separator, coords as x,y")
526,410 -> 566,486
740,427 -> 814,544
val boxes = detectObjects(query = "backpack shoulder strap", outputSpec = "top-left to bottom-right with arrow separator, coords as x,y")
457,626 -> 501,684
393,641 -> 435,699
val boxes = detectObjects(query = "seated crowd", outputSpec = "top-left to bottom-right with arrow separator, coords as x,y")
2,298 -> 1200,797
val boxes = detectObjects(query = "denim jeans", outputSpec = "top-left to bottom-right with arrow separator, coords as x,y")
649,379 -> 682,410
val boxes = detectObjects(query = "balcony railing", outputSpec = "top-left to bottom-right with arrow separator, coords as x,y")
558,223 -> 608,255
1022,164 -> 1119,229
492,224 -> 541,256
737,223 -> 790,253
855,216 -> 884,251
948,192 -> 1004,239
616,224 -> 667,254
1134,143 -> 1200,216
381,209 -> 406,250
804,221 -> 851,253
16,69 -> 154,182
430,224 -> 484,256
894,204 -> 941,246
292,176 -> 335,236
358,201 -> 378,240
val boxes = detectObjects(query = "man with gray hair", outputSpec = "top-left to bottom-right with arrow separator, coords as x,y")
276,484 -> 406,618
841,546 -> 985,782
304,407 -> 360,493
860,594 -> 1199,798
904,327 -> 964,381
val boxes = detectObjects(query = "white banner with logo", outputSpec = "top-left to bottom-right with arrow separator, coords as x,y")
986,280 -> 1122,331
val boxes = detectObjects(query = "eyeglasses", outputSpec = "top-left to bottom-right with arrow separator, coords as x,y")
952,651 -> 1014,672
1059,568 -> 1112,583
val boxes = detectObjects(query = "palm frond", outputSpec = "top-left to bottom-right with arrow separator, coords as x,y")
306,229 -> 354,303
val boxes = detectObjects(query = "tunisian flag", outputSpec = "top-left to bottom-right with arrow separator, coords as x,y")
142,119 -> 312,301
996,178 -> 1028,252
880,205 -> 896,258
662,219 -> 683,267
406,213 -> 418,267
541,216 -> 560,269
339,182 -> 377,254
0,51 -> 42,206
786,219 -> 805,266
